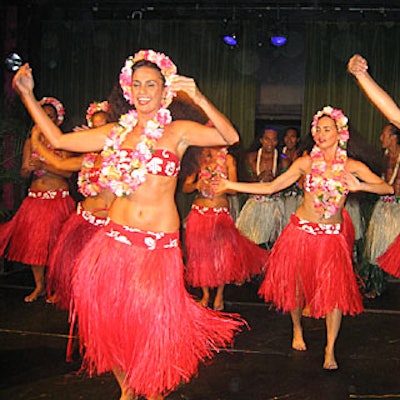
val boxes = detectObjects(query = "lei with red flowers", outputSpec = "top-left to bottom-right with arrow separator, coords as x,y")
86,101 -> 110,127
309,106 -> 349,219
100,108 -> 172,196
119,49 -> 177,107
198,147 -> 228,198
77,153 -> 102,197
39,96 -> 65,126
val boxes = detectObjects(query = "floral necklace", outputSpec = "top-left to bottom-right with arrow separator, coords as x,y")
309,144 -> 348,219
77,153 -> 102,197
198,148 -> 227,198
100,108 -> 172,196
256,148 -> 278,178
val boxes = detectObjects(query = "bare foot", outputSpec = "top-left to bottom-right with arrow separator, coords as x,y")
46,294 -> 58,304
197,298 -> 209,307
292,328 -> 307,351
24,288 -> 45,303
323,347 -> 338,370
213,301 -> 224,311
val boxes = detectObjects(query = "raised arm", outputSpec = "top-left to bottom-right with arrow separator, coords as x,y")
12,64 -> 111,152
347,54 -> 400,128
170,75 -> 239,147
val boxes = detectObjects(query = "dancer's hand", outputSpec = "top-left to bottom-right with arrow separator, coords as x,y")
12,63 -> 35,97
347,54 -> 368,78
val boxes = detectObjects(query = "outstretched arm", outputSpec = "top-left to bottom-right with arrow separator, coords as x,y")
12,64 -> 111,152
216,156 -> 307,195
348,54 -> 400,128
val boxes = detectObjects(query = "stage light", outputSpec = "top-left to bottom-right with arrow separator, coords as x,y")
4,52 -> 23,72
271,34 -> 287,47
223,33 -> 238,46
222,15 -> 240,48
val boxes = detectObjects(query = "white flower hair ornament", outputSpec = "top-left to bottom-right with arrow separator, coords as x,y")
311,106 -> 349,148
39,96 -> 65,126
86,101 -> 110,127
119,49 -> 178,108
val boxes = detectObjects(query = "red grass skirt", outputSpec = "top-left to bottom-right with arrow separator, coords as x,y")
259,211 -> 363,319
70,220 -> 245,398
377,234 -> 400,278
0,190 -> 75,266
47,203 -> 107,310
184,204 -> 268,287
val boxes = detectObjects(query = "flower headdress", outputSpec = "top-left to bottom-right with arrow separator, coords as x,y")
311,105 -> 349,149
119,49 -> 177,107
39,96 -> 65,126
86,101 -> 110,127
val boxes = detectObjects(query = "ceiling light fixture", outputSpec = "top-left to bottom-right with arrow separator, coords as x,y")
222,9 -> 240,48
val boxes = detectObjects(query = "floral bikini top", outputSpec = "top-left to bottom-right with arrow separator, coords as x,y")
77,152 -> 105,197
303,173 -> 348,219
99,109 -> 180,197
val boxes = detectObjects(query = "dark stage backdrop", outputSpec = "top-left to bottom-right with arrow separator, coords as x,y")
303,21 -> 400,149
38,19 -> 258,149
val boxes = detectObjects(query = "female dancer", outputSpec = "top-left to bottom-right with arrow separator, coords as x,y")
183,145 -> 267,311
30,101 -> 114,308
216,106 -> 393,370
13,49 -> 244,400
0,97 -> 75,302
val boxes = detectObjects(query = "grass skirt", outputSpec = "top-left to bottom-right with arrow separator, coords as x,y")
259,211 -> 363,319
282,191 -> 303,227
47,204 -> 107,310
184,205 -> 267,288
364,196 -> 400,263
377,234 -> 400,278
71,220 -> 245,398
344,195 -> 365,241
236,195 -> 285,245
0,190 -> 75,266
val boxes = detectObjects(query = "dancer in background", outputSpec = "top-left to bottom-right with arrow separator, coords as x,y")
0,97 -> 75,302
183,145 -> 267,311
280,127 -> 303,226
215,106 -> 393,370
13,49 -> 244,400
236,127 -> 285,248
30,101 -> 113,308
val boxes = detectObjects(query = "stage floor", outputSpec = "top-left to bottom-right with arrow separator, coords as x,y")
1,263 -> 399,400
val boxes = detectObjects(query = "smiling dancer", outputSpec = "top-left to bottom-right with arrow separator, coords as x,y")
216,106 -> 393,370
13,49 -> 245,400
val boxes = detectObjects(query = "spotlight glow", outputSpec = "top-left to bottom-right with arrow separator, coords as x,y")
271,35 -> 287,47
223,34 -> 238,46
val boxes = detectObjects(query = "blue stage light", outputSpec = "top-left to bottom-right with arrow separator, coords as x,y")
271,34 -> 287,47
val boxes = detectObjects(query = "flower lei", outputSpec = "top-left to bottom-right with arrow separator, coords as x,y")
39,97 -> 65,126
309,106 -> 349,219
198,147 -> 228,198
86,101 -> 109,127
119,49 -> 177,107
77,153 -> 102,197
100,107 -> 172,196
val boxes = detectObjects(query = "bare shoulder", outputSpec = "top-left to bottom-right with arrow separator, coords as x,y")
345,158 -> 365,173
